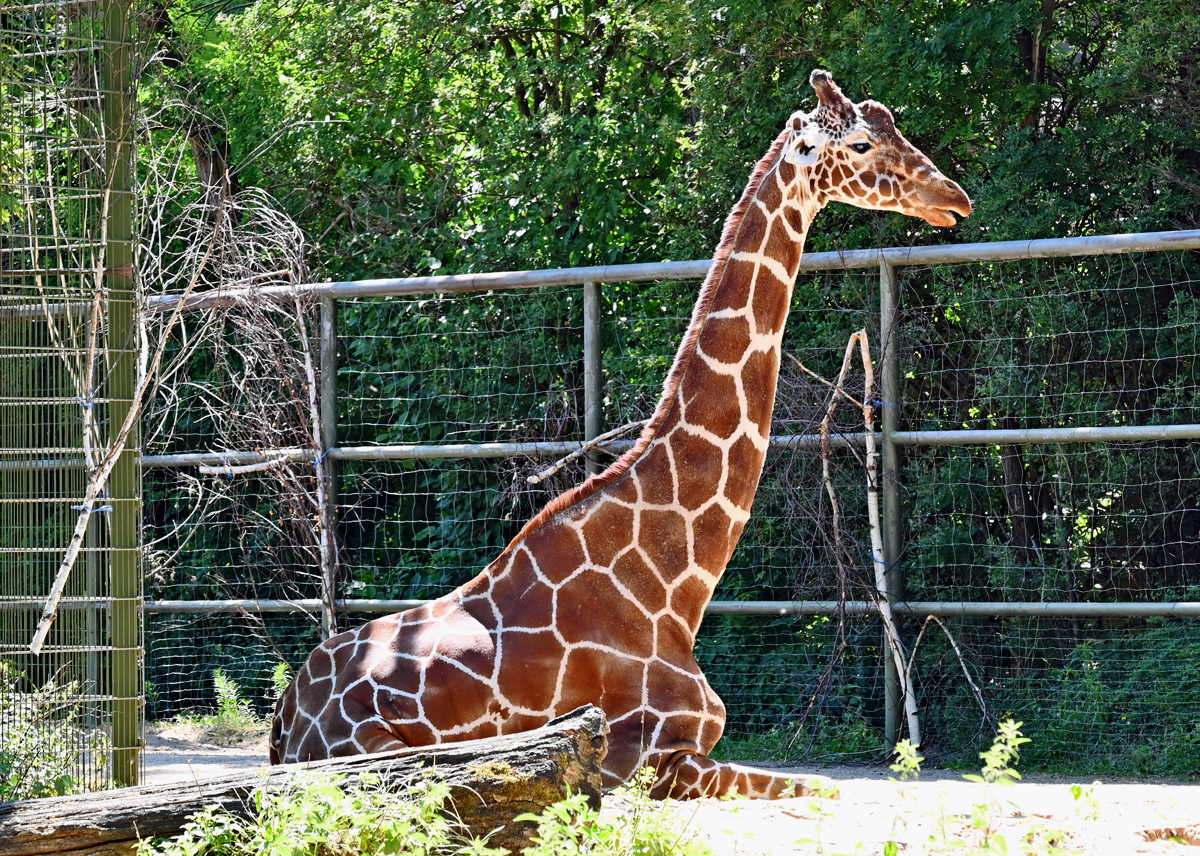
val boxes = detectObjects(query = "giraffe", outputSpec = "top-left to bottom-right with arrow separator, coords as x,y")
271,70 -> 971,800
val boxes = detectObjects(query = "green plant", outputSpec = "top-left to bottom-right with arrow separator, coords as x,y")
519,766 -> 712,856
888,739 -> 923,782
138,769 -> 500,856
171,669 -> 271,746
966,719 -> 1031,787
1069,782 -> 1102,823
0,663 -> 110,800
142,764 -> 713,856
270,662 -> 293,702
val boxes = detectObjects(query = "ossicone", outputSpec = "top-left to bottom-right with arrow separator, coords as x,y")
808,69 -> 856,126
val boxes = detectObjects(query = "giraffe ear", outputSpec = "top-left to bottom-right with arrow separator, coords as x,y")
784,128 -> 820,166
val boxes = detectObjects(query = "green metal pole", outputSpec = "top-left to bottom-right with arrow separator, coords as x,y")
102,0 -> 141,787
879,259 -> 904,748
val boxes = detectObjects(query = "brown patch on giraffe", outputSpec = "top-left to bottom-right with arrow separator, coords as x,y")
778,159 -> 795,185
579,500 -> 634,568
765,213 -> 802,270
700,716 -> 724,751
520,521 -> 585,585
862,170 -> 876,187
737,203 -> 769,251
557,647 -> 645,721
495,629 -> 565,711
438,625 -> 497,681
607,470 -> 640,504
712,258 -> 755,311
866,192 -> 879,205
388,615 -> 438,662
635,442 -> 675,505
848,180 -> 866,198
372,682 -> 419,720
691,504 -> 734,574
556,570 -> 655,658
757,175 -> 782,211
656,610 -> 697,653
369,652 -> 422,697
725,433 -> 765,508
667,758 -> 701,791
783,205 -> 806,235
698,315 -> 751,365
291,727 -> 333,764
421,661 -> 493,732
671,430 -> 723,510
751,264 -> 791,334
682,361 -> 739,439
741,350 -> 779,436
612,549 -> 669,612
657,400 -> 682,435
352,720 -> 406,754
490,559 -> 554,629
657,713 -> 707,747
305,645 -> 336,682
640,508 -> 689,582
879,178 -> 893,197
669,577 -> 710,631
397,718 -> 438,746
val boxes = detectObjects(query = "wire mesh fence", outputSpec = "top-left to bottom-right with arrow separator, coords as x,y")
0,0 -> 141,793
137,198 -> 1200,774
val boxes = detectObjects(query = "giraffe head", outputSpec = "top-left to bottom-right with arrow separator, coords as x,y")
782,70 -> 972,227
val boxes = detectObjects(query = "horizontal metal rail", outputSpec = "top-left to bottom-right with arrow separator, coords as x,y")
146,229 -> 1200,312
138,598 -> 1200,618
140,432 -> 872,468
892,424 -> 1200,446
139,421 -> 1200,469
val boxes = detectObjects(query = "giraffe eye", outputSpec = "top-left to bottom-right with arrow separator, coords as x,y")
850,141 -> 872,154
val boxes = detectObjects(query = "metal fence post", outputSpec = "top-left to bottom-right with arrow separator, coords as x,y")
879,259 -> 904,747
102,0 -> 141,787
583,281 -> 603,474
319,296 -> 339,637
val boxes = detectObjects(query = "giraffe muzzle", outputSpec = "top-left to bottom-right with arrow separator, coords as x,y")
915,177 -> 973,227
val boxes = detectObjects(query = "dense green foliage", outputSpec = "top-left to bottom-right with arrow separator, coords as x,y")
139,0 -> 1200,772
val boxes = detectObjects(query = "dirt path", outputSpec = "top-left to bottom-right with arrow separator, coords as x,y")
144,723 -> 269,785
143,728 -> 1198,853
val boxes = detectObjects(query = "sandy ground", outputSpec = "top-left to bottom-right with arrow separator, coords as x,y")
144,725 -> 1199,854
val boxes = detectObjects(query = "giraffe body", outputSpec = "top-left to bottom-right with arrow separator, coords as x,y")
271,71 -> 971,800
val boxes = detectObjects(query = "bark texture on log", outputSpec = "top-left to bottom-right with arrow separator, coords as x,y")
0,705 -> 607,856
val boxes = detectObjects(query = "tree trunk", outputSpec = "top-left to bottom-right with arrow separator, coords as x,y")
0,705 -> 607,856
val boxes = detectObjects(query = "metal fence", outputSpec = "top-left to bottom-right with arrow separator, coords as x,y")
140,227 -> 1200,771
0,0 -> 141,793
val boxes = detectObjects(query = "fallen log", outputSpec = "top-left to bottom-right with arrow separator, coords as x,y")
0,705 -> 608,856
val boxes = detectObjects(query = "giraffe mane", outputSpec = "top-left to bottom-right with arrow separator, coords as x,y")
487,125 -> 795,571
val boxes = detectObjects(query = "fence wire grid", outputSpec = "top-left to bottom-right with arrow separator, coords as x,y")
1,0 -> 141,795
141,225 -> 1200,775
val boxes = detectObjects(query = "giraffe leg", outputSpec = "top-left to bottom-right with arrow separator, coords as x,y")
646,750 -> 839,800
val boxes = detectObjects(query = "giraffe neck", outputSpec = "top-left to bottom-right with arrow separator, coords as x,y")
481,126 -> 822,640
615,129 -> 821,634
